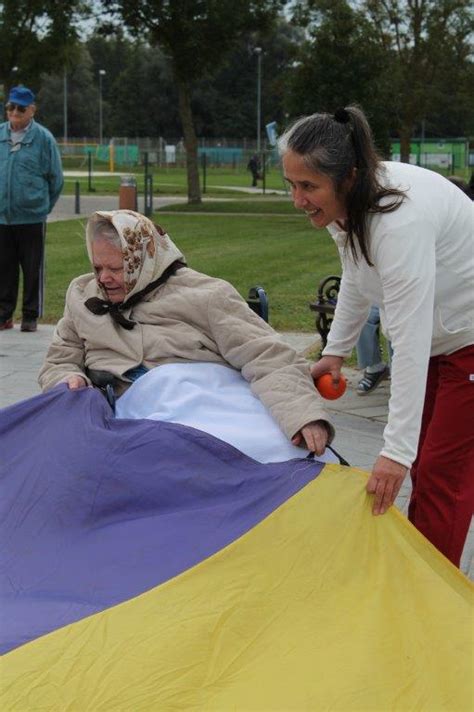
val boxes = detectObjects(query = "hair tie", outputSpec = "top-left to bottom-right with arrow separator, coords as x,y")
334,108 -> 350,124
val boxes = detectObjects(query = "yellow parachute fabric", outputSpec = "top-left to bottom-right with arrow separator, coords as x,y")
1,464 -> 472,711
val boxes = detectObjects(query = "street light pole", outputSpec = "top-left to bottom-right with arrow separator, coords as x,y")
255,47 -> 262,153
11,66 -> 19,88
63,68 -> 68,144
98,69 -> 106,145
420,118 -> 425,168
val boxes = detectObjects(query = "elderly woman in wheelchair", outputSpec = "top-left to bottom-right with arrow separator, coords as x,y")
39,210 -> 337,464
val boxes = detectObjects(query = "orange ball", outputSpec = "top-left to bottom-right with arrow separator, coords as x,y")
315,373 -> 347,400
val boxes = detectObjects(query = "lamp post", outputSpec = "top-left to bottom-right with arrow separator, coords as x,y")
420,118 -> 425,168
98,69 -> 106,145
63,68 -> 68,144
5,67 -> 19,114
254,47 -> 262,153
11,66 -> 19,88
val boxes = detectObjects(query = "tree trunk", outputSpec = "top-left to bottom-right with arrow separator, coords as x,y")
177,79 -> 201,205
399,129 -> 412,164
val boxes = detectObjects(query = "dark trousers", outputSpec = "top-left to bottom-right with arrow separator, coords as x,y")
409,345 -> 474,567
0,223 -> 45,321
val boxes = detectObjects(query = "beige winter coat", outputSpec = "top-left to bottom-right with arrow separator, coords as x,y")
39,267 -> 333,441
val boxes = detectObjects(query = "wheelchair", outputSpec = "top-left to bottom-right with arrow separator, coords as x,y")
86,285 -> 348,466
87,286 -> 269,415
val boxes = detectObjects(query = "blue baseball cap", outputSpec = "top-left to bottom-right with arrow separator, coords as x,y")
8,86 -> 35,107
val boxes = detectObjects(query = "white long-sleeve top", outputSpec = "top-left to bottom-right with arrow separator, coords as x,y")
323,161 -> 474,468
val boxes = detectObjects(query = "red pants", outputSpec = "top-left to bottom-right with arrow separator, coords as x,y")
409,345 -> 474,567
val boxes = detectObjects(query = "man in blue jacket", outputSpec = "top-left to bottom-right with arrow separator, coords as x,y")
0,86 -> 63,332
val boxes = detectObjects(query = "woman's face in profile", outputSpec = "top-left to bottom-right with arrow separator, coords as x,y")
283,150 -> 349,229
92,240 -> 126,303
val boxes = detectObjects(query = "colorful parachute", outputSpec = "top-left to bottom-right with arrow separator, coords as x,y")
1,387 -> 472,710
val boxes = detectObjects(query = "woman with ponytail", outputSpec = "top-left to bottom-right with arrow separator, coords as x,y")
279,105 -> 473,567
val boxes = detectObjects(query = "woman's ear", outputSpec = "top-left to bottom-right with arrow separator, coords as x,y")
343,168 -> 357,193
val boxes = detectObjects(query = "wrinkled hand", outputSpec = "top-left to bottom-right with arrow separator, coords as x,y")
292,420 -> 329,456
310,355 -> 344,386
367,455 -> 408,515
63,375 -> 88,390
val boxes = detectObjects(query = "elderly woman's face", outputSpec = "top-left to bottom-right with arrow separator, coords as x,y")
283,150 -> 349,228
92,240 -> 126,303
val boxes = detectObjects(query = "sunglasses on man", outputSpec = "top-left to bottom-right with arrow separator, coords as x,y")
6,103 -> 28,113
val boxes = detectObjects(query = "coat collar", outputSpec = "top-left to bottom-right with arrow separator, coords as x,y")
0,119 -> 37,144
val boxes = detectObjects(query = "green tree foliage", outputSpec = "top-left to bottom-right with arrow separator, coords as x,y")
87,36 -> 180,138
37,47 -> 98,138
35,26 -> 298,142
0,1 -> 83,93
9,0 -> 472,162
362,0 -> 474,160
103,0 -> 284,203
192,20 -> 303,138
286,0 -> 394,154
34,34 -> 181,141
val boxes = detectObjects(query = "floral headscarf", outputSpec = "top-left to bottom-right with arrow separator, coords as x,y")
84,210 -> 186,329
86,209 -> 185,302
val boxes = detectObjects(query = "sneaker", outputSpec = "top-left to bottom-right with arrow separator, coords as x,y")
357,366 -> 390,395
21,319 -> 37,332
0,318 -> 13,330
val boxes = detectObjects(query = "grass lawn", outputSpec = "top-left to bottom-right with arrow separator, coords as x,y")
63,177 -> 284,198
38,211 -> 341,333
158,199 -> 296,214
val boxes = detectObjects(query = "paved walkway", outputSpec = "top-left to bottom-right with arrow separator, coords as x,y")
49,184 -> 287,222
49,194 -> 277,223
1,325 -> 471,577
48,194 -> 187,222
207,185 -> 287,196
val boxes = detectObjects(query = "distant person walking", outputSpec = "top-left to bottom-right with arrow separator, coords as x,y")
247,154 -> 261,187
0,86 -> 63,332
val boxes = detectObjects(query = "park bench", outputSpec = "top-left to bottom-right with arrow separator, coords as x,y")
309,275 -> 341,351
246,285 -> 269,323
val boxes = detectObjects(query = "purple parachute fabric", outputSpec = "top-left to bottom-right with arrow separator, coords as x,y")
0,386 -> 323,653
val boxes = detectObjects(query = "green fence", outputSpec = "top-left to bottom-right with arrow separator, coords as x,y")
391,138 -> 468,172
59,143 -> 139,166
96,145 -> 139,165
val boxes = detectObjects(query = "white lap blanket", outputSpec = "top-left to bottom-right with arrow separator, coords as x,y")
115,362 -> 338,464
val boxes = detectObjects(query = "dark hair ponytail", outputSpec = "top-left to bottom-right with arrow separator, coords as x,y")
279,105 -> 405,265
